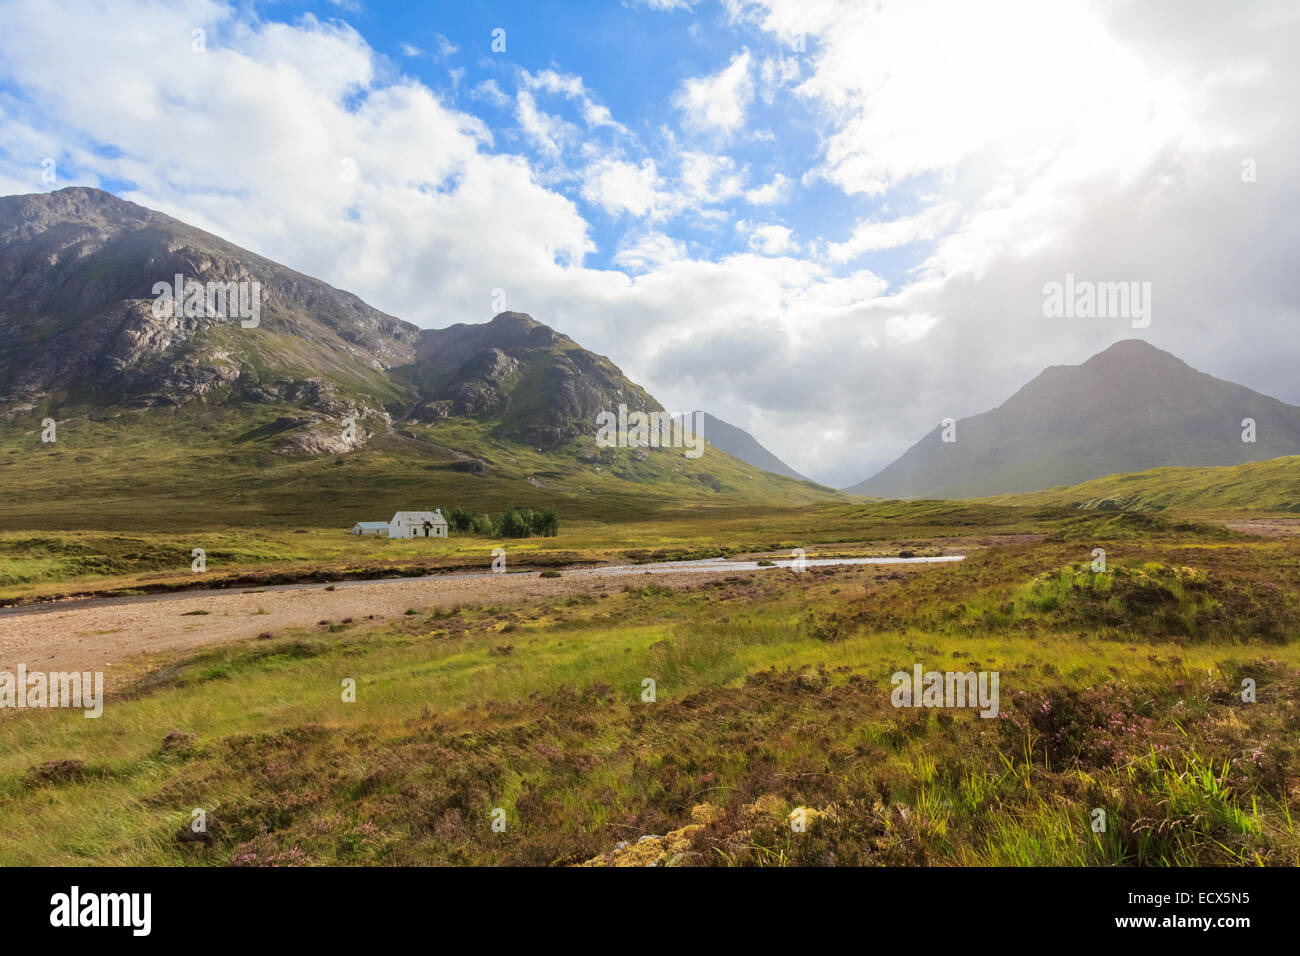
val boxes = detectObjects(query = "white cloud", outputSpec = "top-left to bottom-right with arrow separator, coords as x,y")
827,202 -> 958,262
613,231 -> 688,273
523,68 -> 584,97
519,67 -> 629,135
757,54 -> 800,103
885,313 -> 939,343
515,90 -> 574,159
679,152 -> 744,203
743,172 -> 790,205
434,33 -> 458,57
581,101 -> 625,133
675,50 -> 754,136
764,0 -> 1189,199
580,158 -> 663,217
745,223 -> 795,255
472,78 -> 510,108
0,0 -> 595,313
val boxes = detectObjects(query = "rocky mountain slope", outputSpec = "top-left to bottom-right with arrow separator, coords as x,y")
0,187 -> 837,521
0,188 -> 416,417
409,312 -> 661,449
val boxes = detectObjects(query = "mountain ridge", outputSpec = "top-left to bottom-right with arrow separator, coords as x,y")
0,186 -> 839,516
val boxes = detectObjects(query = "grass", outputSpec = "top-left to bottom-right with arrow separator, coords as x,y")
0,516 -> 1296,866
0,404 -> 840,535
993,455 -> 1300,513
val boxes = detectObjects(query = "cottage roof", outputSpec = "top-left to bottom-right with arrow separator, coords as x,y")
353,521 -> 389,530
391,510 -> 447,525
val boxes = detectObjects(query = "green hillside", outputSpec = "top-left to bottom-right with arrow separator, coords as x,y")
988,455 -> 1300,513
0,401 -> 838,533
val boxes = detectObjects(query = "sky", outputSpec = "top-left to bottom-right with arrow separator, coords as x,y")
0,0 -> 1297,487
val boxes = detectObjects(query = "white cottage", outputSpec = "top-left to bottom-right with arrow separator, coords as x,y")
389,510 -> 448,539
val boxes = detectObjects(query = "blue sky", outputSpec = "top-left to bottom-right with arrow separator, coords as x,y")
304,0 -> 912,281
1,0 -> 1297,485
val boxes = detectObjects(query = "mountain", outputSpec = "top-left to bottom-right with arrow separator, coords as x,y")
0,187 -> 416,416
846,339 -> 1300,499
0,189 -> 664,452
681,411 -> 813,483
409,312 -> 662,449
0,187 -> 837,529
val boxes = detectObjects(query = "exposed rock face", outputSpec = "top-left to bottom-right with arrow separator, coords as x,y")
439,348 -> 519,417
273,426 -> 357,456
406,312 -> 663,449
0,187 -> 418,406
148,351 -> 243,405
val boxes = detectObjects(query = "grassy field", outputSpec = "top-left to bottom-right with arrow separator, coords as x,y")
0,401 -> 855,602
0,499 -> 1054,603
1,509 -> 1296,866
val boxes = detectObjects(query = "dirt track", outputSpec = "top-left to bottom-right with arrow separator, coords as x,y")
0,567 -> 761,680
0,546 -> 977,689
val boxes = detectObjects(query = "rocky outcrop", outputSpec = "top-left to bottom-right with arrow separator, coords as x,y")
579,798 -> 836,867
272,425 -> 356,456
399,318 -> 666,449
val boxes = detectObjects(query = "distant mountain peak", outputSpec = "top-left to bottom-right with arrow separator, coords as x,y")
846,339 -> 1300,499
1084,337 -> 1189,368
686,411 -> 814,484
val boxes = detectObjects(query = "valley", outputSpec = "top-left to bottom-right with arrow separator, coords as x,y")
0,186 -> 1296,870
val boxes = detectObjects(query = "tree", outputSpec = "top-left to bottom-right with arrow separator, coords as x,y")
532,505 -> 559,537
497,506 -> 532,538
